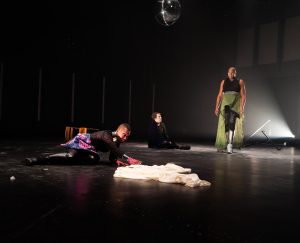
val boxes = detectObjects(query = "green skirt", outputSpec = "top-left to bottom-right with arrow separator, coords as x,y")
215,92 -> 244,150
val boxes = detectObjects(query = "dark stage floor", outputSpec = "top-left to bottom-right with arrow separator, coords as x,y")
1,139 -> 300,243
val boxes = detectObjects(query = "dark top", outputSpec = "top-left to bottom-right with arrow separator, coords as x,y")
90,130 -> 124,162
223,78 -> 241,93
148,121 -> 170,148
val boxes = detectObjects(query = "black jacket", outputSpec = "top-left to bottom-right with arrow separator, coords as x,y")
147,121 -> 169,148
90,130 -> 124,162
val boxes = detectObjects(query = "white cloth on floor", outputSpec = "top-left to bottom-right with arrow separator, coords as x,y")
113,163 -> 211,188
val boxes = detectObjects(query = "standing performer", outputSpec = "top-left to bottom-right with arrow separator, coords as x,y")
215,67 -> 246,153
22,123 -> 142,166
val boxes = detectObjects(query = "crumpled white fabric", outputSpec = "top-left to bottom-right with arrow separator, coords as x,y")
113,163 -> 211,188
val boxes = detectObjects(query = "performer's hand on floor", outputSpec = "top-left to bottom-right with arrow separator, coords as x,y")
116,160 -> 129,167
127,157 -> 142,165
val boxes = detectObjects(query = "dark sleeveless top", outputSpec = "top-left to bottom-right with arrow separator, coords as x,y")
223,78 -> 240,92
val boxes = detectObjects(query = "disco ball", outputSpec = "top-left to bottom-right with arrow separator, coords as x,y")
155,0 -> 181,27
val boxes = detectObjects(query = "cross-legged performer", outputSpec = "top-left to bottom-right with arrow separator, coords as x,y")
214,67 -> 246,153
22,123 -> 142,166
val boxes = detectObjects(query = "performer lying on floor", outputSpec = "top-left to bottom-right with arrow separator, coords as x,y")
148,112 -> 190,150
22,123 -> 142,166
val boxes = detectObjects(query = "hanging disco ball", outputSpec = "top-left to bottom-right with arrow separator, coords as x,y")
155,0 -> 181,27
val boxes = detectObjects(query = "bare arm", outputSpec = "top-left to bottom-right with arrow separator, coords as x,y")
239,79 -> 246,116
215,80 -> 224,116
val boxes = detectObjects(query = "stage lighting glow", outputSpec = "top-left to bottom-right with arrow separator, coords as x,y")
243,74 -> 296,140
267,119 -> 295,138
249,120 -> 271,138
248,119 -> 295,139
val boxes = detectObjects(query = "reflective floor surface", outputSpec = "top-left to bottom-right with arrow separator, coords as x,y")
1,139 -> 300,242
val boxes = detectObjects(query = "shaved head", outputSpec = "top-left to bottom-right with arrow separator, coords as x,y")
116,123 -> 131,142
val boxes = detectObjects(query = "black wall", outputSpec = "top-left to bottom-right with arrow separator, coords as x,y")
1,0 -> 300,142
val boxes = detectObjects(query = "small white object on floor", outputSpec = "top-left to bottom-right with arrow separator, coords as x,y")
114,163 -> 211,188
10,176 -> 16,181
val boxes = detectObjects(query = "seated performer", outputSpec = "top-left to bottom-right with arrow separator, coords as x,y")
214,66 -> 246,153
22,123 -> 142,166
147,112 -> 190,150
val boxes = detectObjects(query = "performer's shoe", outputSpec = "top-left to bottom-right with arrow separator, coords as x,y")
227,144 -> 233,154
21,157 -> 38,166
179,145 -> 191,150
21,156 -> 49,166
